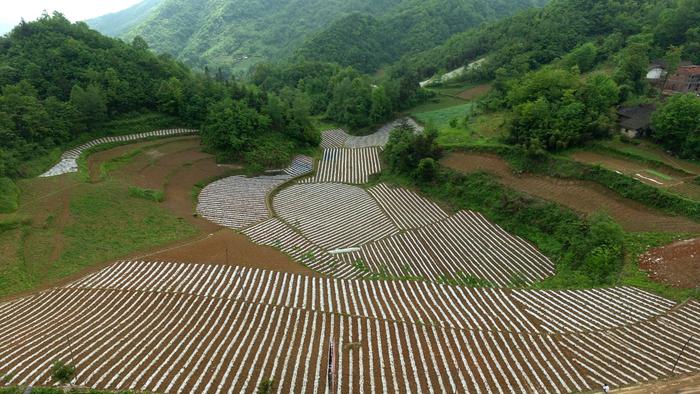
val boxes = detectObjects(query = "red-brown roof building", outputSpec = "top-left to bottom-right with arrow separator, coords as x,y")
663,65 -> 700,95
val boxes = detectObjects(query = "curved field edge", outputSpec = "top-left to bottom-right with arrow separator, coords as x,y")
371,167 -> 699,302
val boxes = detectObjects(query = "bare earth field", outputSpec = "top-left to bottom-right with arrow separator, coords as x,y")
442,152 -> 700,233
640,238 -> 700,289
456,84 -> 492,100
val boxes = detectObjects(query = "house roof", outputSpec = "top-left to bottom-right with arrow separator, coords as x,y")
678,65 -> 700,76
618,104 -> 656,130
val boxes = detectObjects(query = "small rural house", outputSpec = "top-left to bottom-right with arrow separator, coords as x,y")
663,65 -> 700,95
617,104 -> 656,138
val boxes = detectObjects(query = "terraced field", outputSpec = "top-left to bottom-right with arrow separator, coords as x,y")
1,261 -> 698,393
41,129 -> 198,177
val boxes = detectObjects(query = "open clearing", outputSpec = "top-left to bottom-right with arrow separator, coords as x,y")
1,260 -> 698,393
442,152 -> 700,233
640,238 -> 700,289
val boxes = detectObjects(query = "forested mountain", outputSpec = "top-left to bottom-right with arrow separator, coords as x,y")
86,0 -> 164,37
395,0 -> 700,82
87,0 -> 547,73
294,0 -> 547,73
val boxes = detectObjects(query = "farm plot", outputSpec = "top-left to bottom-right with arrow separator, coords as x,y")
242,218 -> 366,279
512,287 -> 676,333
301,147 -> 381,184
367,183 -> 448,230
320,129 -> 351,149
197,175 -> 289,229
340,210 -> 555,286
345,118 -> 423,149
561,300 -> 700,389
0,261 -> 607,393
273,183 -> 398,250
70,261 -> 538,334
40,128 -> 198,177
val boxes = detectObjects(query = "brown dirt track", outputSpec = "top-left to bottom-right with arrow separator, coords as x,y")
442,152 -> 700,234
639,238 -> 700,289
457,84 -> 492,100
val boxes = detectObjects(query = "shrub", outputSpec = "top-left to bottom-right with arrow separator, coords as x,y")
50,360 -> 75,385
256,378 -> 275,394
415,158 -> 439,182
128,186 -> 164,202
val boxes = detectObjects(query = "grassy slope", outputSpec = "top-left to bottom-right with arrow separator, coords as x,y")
0,178 -> 19,214
0,165 -> 197,299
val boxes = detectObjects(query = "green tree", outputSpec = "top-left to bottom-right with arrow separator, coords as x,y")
652,93 -> 700,159
201,98 -> 270,156
69,84 -> 107,132
369,86 -> 392,123
50,360 -> 76,385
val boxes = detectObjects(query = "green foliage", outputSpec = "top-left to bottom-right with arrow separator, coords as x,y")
383,121 -> 442,179
256,378 -> 275,394
128,186 -> 165,203
507,69 -> 620,151
51,360 -> 76,385
651,93 -> 700,160
243,134 -> 296,171
294,0 -> 546,73
0,177 -> 19,213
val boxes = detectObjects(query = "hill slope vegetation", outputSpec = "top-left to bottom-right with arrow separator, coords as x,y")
88,0 -> 547,73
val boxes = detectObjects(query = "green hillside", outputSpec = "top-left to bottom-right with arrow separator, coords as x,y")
294,0 -> 547,73
86,0 -> 164,37
89,0 -> 547,74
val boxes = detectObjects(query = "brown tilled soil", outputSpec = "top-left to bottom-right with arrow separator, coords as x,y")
457,84 -> 492,100
570,151 -> 700,200
614,372 -> 700,393
442,152 -> 700,234
138,229 -> 319,276
639,238 -> 700,289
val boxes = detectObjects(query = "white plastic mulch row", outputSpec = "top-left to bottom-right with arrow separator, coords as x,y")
40,128 -> 198,177
561,300 -> 700,389
282,155 -> 314,177
300,147 -> 381,184
367,183 -> 448,230
65,261 -> 536,334
320,128 -> 350,149
512,286 -> 677,334
196,175 -> 289,230
241,218 -> 366,279
0,260 -> 630,392
273,183 -> 399,250
338,210 -> 555,286
344,118 -> 424,149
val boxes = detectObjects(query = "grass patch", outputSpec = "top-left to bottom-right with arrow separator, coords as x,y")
408,95 -> 467,113
128,186 -> 165,202
0,179 -> 197,298
0,177 -> 20,213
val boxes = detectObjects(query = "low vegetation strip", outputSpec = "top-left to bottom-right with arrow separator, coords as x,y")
273,183 -> 399,250
340,210 -> 555,286
5,261 -> 698,392
40,129 -> 198,178
513,287 -> 676,334
301,147 -> 382,184
367,183 -> 448,230
197,175 -> 290,230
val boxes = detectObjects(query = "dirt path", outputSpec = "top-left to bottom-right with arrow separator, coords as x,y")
640,238 -> 700,289
442,152 -> 700,234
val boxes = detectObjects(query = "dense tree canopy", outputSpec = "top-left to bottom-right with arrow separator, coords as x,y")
652,93 -> 700,159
